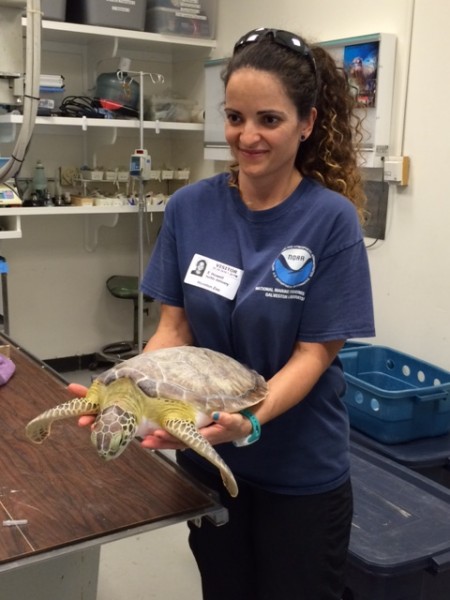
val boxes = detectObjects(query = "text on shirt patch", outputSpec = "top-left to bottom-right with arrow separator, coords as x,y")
255,286 -> 306,301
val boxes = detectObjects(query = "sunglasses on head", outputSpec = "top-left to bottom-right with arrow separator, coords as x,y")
233,28 -> 317,77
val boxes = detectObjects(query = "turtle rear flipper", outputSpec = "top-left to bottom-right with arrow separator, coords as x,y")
25,397 -> 100,444
163,418 -> 239,498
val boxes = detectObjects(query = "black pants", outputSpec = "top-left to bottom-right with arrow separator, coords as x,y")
177,452 -> 353,600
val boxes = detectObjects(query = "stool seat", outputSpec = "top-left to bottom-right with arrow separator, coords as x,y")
106,275 -> 141,300
96,275 -> 153,366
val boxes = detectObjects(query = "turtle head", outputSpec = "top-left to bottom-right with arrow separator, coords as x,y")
91,405 -> 138,460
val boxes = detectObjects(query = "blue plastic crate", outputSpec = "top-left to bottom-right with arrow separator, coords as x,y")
340,346 -> 450,444
341,341 -> 372,351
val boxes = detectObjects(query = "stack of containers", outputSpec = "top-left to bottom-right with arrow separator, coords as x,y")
339,344 -> 450,485
338,344 -> 450,598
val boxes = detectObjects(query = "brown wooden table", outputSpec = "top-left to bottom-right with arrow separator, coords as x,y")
0,335 -> 225,582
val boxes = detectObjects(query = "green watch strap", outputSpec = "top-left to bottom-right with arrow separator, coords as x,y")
233,409 -> 261,447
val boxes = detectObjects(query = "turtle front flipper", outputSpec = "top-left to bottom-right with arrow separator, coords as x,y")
25,397 -> 100,444
163,418 -> 239,498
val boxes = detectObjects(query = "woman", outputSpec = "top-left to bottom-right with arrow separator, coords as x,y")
85,28 -> 375,600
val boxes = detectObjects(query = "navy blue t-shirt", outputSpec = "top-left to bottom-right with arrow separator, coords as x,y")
141,173 -> 375,494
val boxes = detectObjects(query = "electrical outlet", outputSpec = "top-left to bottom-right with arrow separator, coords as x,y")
383,156 -> 410,186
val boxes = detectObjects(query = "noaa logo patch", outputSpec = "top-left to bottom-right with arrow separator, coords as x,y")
272,246 -> 315,288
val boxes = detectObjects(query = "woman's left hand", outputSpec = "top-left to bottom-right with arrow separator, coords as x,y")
139,411 -> 252,450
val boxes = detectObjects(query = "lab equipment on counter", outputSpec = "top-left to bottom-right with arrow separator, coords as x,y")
95,71 -> 140,117
0,157 -> 21,206
130,149 -> 152,180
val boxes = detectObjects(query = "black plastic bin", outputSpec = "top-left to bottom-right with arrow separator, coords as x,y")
350,428 -> 450,488
346,443 -> 450,599
66,0 -> 147,31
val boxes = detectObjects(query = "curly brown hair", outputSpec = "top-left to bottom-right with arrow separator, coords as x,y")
222,33 -> 367,223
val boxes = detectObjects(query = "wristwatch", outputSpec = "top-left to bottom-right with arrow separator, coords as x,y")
233,409 -> 261,447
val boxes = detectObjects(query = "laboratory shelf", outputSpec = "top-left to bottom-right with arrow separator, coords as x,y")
0,228 -> 21,240
0,114 -> 204,133
34,18 -> 217,55
2,18 -> 214,138
0,18 -> 203,243
0,205 -> 165,217
0,205 -> 165,245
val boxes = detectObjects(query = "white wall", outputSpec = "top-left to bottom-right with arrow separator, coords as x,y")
211,0 -> 450,371
3,212 -> 162,358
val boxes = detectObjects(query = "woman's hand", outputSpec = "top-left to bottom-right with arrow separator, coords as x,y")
139,411 -> 253,450
66,382 -> 96,428
67,382 -> 88,397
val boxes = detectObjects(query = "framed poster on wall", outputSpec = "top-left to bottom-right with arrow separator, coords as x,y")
320,33 -> 397,168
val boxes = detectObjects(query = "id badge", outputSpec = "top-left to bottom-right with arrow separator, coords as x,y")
184,254 -> 243,300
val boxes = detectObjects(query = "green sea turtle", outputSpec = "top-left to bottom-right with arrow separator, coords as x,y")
25,346 -> 267,497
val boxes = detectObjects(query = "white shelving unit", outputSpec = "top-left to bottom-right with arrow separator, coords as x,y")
0,19 -> 216,238
0,204 -> 166,244
0,205 -> 165,216
37,18 -> 216,52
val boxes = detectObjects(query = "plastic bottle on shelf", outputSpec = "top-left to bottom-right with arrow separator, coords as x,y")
32,160 -> 47,195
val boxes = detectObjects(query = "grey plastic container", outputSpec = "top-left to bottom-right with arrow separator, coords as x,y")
145,0 -> 217,38
41,0 -> 66,21
66,0 -> 147,31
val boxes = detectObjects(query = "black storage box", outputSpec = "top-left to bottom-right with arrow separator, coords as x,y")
66,0 -> 147,31
346,443 -> 450,599
350,428 -> 450,488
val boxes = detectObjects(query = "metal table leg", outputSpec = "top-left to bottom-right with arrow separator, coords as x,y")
0,257 -> 9,336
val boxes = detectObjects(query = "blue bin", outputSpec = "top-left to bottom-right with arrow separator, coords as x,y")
341,341 -> 372,351
340,346 -> 450,444
346,443 -> 450,599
